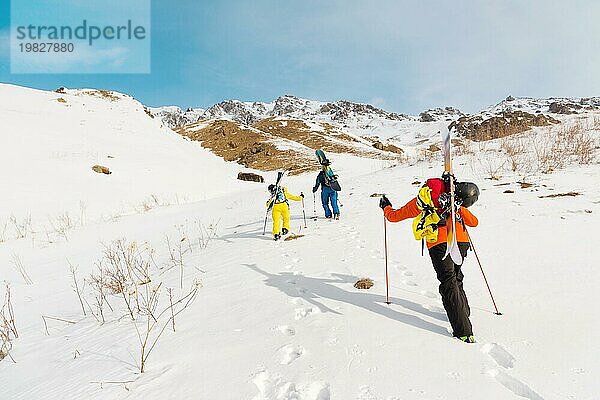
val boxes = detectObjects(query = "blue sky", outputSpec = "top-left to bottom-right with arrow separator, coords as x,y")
1,0 -> 599,114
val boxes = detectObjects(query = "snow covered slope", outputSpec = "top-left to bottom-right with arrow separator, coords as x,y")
1,84 -> 600,400
2,150 -> 599,400
0,84 -> 248,238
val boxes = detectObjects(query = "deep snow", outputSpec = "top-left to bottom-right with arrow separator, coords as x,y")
1,84 -> 599,400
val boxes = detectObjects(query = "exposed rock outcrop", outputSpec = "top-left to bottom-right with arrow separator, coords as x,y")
450,111 -> 559,141
237,172 -> 264,183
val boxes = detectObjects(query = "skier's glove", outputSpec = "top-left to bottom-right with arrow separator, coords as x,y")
379,195 -> 392,209
312,186 -> 318,193
300,192 -> 305,198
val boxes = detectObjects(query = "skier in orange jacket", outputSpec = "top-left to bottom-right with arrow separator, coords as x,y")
378,181 -> 479,343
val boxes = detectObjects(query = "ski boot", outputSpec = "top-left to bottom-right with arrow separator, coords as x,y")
458,335 -> 476,343
274,233 -> 281,241
334,214 -> 340,220
282,228 -> 289,235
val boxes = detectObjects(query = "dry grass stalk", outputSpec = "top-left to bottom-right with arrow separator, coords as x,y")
10,253 -> 33,285
68,259 -> 87,316
1,284 -> 18,362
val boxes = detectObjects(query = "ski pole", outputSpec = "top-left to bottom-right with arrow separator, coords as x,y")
263,199 -> 272,235
465,227 -> 502,315
301,196 -> 307,228
383,214 -> 391,304
313,192 -> 317,220
262,209 -> 269,235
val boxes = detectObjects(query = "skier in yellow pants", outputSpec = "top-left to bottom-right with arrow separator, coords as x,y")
267,184 -> 304,241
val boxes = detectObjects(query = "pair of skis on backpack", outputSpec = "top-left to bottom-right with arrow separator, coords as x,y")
315,149 -> 342,192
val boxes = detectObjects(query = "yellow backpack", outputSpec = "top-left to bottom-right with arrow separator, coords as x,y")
412,186 -> 441,243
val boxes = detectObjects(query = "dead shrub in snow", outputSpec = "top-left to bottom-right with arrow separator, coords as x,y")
501,136 -> 527,172
9,214 -> 32,239
0,284 -> 18,362
593,114 -> 600,131
88,264 -> 112,324
163,220 -> 219,287
90,240 -> 154,320
532,123 -> 597,173
83,238 -> 201,373
192,219 -> 220,250
454,139 -> 475,156
164,234 -> 189,290
478,150 -> 507,180
133,280 -> 200,373
48,212 -> 75,241
0,219 -> 7,243
136,194 -> 167,213
417,147 -> 438,163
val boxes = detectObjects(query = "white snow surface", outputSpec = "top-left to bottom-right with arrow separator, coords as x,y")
1,84 -> 600,400
0,84 -> 246,234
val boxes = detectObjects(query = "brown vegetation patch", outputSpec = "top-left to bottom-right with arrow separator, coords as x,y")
450,111 -> 559,141
518,181 -> 533,189
372,141 -> 404,154
177,118 -> 402,175
428,144 -> 441,152
252,118 -> 362,155
321,123 -> 360,143
284,234 -> 304,241
177,120 -> 315,175
539,192 -> 581,198
83,89 -> 121,102
56,97 -> 67,104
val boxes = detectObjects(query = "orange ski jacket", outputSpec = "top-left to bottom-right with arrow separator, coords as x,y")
383,197 -> 478,249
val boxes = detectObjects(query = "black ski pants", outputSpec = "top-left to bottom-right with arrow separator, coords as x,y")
428,242 -> 472,337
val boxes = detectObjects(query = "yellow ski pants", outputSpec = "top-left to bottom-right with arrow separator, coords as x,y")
272,202 -> 290,235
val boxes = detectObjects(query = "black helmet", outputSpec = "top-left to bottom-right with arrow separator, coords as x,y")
268,184 -> 276,193
455,182 -> 479,208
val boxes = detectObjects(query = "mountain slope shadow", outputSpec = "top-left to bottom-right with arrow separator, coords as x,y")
243,264 -> 449,337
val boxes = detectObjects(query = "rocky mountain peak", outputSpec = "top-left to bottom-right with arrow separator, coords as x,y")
419,107 -> 464,122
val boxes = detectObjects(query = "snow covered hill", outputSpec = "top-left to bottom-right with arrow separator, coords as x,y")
0,84 -> 248,240
1,83 -> 600,400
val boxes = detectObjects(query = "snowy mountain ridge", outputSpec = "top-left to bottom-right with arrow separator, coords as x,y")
151,95 -> 414,129
484,95 -> 600,117
150,94 -> 600,133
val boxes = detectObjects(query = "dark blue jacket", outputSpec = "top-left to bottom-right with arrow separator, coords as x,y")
312,171 -> 331,192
